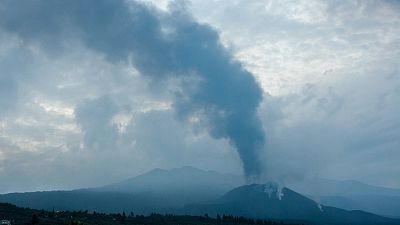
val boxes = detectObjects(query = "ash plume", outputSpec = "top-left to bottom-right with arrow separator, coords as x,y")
0,0 -> 265,178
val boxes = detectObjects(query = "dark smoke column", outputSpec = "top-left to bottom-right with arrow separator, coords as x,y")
0,0 -> 266,179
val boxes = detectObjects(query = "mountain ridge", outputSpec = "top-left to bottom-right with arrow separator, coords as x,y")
98,166 -> 243,194
1,167 -> 399,224
0,166 -> 244,213
182,183 -> 399,225
288,177 -> 400,217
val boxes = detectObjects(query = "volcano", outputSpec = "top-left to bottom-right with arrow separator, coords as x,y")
183,183 -> 399,225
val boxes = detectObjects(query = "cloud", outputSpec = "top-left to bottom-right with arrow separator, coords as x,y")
0,0 -> 266,178
258,66 -> 400,185
75,96 -> 119,151
185,0 -> 400,187
0,0 -> 399,192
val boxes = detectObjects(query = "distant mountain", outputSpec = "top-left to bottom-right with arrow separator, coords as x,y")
0,167 -> 244,213
0,190 -> 158,214
1,168 -> 399,224
98,166 -> 243,195
289,178 -> 400,197
95,166 -> 244,207
183,183 -> 400,225
288,178 -> 400,217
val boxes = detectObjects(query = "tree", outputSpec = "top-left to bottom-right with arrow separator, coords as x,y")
49,207 -> 55,218
31,214 -> 39,224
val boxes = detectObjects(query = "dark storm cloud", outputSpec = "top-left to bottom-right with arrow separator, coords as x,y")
0,0 -> 265,178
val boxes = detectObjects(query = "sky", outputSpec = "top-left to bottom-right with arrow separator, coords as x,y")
0,0 -> 399,193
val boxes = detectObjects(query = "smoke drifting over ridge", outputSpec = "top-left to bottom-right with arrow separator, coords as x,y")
0,0 -> 265,178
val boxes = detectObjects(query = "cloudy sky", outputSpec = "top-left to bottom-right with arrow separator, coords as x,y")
0,0 -> 399,193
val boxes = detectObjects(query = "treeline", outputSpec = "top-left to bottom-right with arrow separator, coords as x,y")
1,203 -> 307,225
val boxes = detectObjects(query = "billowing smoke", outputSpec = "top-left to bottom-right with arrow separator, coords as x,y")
0,0 -> 265,178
